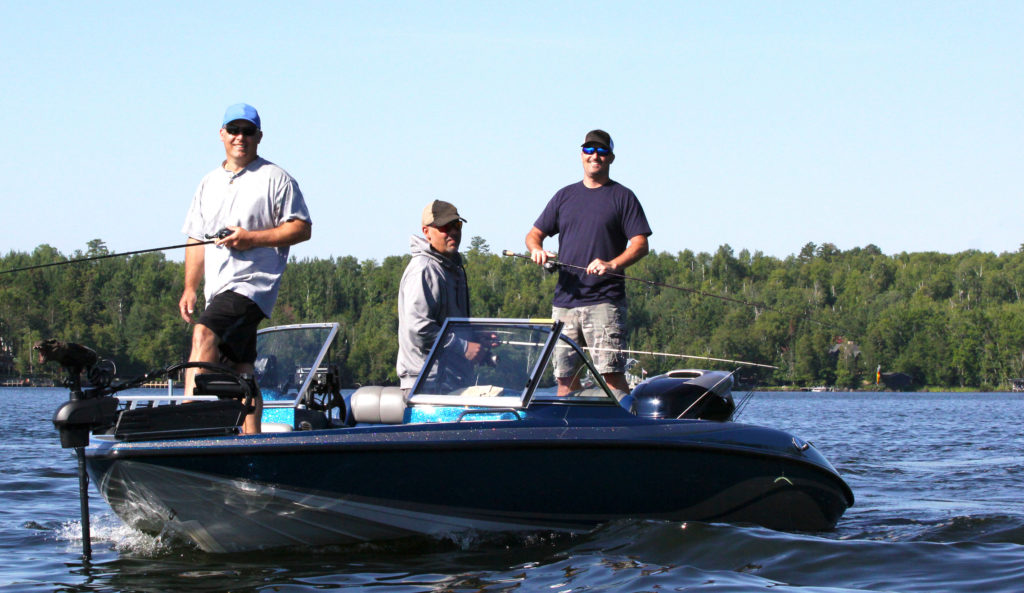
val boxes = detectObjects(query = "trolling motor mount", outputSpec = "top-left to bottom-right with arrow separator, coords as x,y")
53,391 -> 120,449
35,339 -> 120,449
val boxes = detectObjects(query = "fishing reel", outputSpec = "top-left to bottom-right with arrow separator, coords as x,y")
205,228 -> 234,240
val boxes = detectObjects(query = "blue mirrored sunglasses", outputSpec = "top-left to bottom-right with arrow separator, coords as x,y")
582,146 -> 611,156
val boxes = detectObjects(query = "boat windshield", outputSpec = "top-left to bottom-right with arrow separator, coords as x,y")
254,323 -> 339,406
408,318 -> 561,408
407,318 -> 620,408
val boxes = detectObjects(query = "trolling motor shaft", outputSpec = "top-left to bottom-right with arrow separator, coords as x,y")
52,392 -> 116,560
42,342 -> 121,561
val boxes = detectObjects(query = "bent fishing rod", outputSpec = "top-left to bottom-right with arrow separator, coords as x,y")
576,344 -> 778,370
0,229 -> 233,276
502,250 -> 839,333
501,337 -> 778,369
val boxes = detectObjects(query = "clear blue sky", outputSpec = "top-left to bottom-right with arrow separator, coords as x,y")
2,1 -> 1022,264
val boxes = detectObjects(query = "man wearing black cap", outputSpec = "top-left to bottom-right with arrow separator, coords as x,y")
525,129 -> 652,397
179,103 -> 312,434
397,200 -> 489,391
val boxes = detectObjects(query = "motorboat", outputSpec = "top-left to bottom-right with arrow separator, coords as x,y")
52,318 -> 854,554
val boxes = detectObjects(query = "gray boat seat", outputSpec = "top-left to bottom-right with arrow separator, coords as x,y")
350,386 -> 406,424
262,422 -> 294,433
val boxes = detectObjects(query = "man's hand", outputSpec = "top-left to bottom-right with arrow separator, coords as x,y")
525,227 -> 554,267
465,333 -> 499,364
530,248 -> 556,266
464,341 -> 486,362
179,291 -> 197,323
214,226 -> 254,250
586,258 -> 617,275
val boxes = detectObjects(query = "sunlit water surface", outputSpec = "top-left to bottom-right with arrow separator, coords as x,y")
2,388 -> 1023,592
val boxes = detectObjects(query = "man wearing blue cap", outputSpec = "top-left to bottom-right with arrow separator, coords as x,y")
179,103 -> 312,434
525,129 -> 651,397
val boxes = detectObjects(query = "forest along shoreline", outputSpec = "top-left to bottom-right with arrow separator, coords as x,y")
3,240 -> 1023,391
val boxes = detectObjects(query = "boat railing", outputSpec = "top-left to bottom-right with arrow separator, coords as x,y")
117,394 -> 219,410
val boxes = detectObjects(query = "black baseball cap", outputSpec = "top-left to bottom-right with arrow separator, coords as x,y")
581,129 -> 614,152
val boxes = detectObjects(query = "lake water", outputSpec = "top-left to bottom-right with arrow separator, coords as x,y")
2,387 -> 1022,592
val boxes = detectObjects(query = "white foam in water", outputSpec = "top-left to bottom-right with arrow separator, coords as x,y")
55,514 -> 170,556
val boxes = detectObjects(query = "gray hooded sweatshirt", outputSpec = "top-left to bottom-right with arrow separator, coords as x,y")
396,235 -> 470,389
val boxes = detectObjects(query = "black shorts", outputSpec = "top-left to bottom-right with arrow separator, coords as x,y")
196,291 -> 266,364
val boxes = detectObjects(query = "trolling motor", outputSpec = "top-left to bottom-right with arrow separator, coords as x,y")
37,339 -> 119,561
43,338 -> 257,560
38,340 -> 119,448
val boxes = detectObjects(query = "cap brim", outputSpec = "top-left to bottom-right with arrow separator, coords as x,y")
432,215 -> 467,226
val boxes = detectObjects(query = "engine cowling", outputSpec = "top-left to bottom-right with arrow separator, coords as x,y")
629,369 -> 735,421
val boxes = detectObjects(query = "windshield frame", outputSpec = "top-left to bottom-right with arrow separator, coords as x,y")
255,322 -> 339,409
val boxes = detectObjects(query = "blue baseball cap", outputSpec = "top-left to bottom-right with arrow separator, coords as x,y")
222,103 -> 261,129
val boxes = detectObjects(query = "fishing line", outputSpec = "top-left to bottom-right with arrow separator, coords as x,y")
502,250 -> 841,333
580,345 -> 778,369
677,368 -> 740,419
0,231 -> 232,276
500,340 -> 777,369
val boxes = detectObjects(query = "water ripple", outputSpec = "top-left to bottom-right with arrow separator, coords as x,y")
4,388 -> 1024,592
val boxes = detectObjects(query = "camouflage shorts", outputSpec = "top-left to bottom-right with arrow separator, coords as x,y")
551,301 -> 627,377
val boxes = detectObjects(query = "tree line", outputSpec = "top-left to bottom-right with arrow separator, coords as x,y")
3,238 -> 1024,390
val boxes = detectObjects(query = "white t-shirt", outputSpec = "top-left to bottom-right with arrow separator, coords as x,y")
181,157 -> 311,317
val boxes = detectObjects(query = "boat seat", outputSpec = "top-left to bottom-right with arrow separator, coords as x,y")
262,422 -> 294,433
350,386 -> 406,424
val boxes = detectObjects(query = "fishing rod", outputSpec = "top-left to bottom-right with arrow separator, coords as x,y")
500,339 -> 778,369
577,345 -> 778,369
501,250 -> 838,332
0,230 -> 233,276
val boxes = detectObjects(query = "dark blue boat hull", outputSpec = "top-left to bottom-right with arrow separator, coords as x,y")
86,404 -> 852,552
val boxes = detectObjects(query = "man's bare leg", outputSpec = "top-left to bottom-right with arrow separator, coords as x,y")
184,325 -> 261,434
556,376 -> 582,396
603,372 -> 631,394
184,324 -> 220,396
233,361 -> 261,434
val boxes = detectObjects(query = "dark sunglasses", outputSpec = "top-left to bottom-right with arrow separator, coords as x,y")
582,146 -> 611,156
433,220 -> 463,233
224,124 -> 259,137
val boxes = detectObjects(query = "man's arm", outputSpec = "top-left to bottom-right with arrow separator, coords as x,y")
397,267 -> 446,382
214,219 -> 312,251
586,234 -> 650,275
179,238 -> 205,322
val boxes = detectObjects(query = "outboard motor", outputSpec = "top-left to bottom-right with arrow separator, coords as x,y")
630,369 -> 736,421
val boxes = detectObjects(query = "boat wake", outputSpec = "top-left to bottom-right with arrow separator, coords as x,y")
54,513 -> 173,557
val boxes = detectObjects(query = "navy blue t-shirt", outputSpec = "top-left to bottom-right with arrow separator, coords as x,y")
533,181 -> 652,307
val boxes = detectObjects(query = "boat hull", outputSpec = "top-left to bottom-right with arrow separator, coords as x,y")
86,409 -> 853,552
